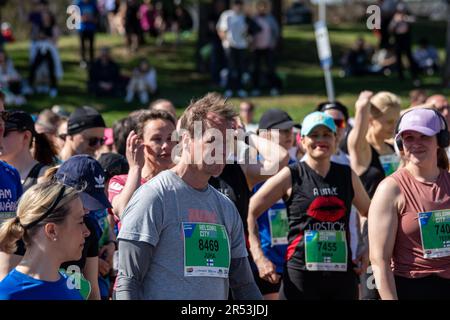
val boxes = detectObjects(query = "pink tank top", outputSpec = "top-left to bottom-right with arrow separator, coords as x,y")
390,168 -> 450,279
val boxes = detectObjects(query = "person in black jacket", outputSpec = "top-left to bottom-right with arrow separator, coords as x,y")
88,47 -> 124,97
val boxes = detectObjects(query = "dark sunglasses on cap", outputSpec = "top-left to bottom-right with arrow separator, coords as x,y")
333,119 -> 346,129
88,136 -> 106,147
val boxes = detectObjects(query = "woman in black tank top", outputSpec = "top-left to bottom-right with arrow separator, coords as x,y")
347,91 -> 401,299
347,91 -> 401,198
248,112 -> 370,300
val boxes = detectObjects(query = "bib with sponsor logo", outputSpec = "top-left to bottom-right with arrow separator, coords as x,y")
418,210 -> 450,259
183,222 -> 230,278
379,154 -> 400,176
305,230 -> 348,271
268,208 -> 289,246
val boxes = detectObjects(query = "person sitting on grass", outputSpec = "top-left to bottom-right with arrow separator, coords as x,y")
125,58 -> 157,105
88,47 -> 124,97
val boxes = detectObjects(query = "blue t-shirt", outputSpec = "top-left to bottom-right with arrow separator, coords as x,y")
76,0 -> 99,32
0,269 -> 83,300
251,159 -> 295,274
0,161 -> 23,223
253,183 -> 288,274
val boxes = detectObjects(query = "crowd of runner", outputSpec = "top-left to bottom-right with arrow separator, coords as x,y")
0,88 -> 449,300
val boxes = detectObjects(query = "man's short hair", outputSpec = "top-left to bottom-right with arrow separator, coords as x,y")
179,92 -> 237,137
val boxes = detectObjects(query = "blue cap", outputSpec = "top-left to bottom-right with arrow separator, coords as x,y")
55,155 -> 112,211
301,111 -> 336,136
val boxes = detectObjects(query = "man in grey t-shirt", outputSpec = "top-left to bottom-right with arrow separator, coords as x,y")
114,93 -> 262,300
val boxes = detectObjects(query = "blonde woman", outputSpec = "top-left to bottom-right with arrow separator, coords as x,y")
0,181 -> 90,300
347,90 -> 401,299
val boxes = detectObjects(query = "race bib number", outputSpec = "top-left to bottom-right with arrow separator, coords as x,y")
379,154 -> 400,176
418,210 -> 450,259
305,230 -> 348,271
183,222 -> 230,278
268,208 -> 289,246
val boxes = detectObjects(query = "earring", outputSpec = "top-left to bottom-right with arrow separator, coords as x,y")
53,238 -> 57,241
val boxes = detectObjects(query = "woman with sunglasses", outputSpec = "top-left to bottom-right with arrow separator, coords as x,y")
108,109 -> 176,220
305,101 -> 350,166
347,91 -> 401,299
369,108 -> 450,299
0,181 -> 90,300
0,110 -> 57,192
248,112 -> 370,300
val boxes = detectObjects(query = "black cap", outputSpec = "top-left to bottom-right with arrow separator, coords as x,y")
5,110 -> 37,135
258,109 -> 295,130
97,152 -> 129,180
316,101 -> 349,121
67,106 -> 106,136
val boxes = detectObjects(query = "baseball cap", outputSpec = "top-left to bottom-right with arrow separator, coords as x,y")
301,111 -> 336,136
317,101 -> 349,121
97,152 -> 129,180
258,109 -> 295,130
67,106 -> 106,136
396,108 -> 444,139
55,155 -> 112,211
5,110 -> 37,135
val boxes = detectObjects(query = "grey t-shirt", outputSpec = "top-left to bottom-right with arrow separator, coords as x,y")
118,170 -> 248,300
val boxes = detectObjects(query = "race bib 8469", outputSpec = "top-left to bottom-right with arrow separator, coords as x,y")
183,222 -> 230,278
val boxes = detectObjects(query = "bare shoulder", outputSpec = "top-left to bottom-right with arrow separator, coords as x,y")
372,176 -> 404,211
376,176 -> 401,195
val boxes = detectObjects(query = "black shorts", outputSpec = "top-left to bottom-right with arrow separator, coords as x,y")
395,275 -> 450,300
279,267 -> 358,300
252,270 -> 282,295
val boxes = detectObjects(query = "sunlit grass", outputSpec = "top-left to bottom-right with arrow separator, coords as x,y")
4,22 -> 448,126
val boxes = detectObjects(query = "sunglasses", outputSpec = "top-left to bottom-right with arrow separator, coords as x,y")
87,136 -> 106,147
333,119 -> 346,129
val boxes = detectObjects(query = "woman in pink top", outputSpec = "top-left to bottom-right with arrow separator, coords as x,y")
369,108 -> 450,300
108,109 -> 176,220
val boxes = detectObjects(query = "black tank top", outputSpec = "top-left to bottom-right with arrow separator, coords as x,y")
285,161 -> 354,271
359,144 -> 394,198
209,163 -> 251,236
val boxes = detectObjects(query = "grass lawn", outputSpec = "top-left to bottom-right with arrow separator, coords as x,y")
5,21 -> 450,126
